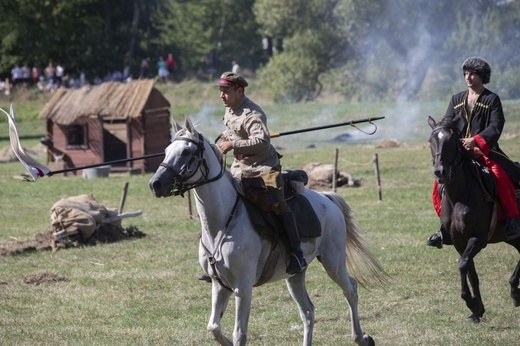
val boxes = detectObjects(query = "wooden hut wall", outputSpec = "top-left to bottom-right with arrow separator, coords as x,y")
143,109 -> 170,172
52,117 -> 103,168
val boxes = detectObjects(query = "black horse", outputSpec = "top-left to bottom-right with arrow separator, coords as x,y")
428,115 -> 520,323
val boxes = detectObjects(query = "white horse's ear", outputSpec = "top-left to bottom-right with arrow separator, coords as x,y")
185,117 -> 196,134
172,119 -> 181,134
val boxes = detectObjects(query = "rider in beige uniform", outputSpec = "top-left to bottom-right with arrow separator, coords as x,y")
216,71 -> 307,275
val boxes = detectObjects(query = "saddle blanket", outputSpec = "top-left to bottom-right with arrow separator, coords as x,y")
243,193 -> 322,243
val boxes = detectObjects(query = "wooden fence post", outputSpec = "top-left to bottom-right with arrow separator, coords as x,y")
333,148 -> 339,192
374,153 -> 382,202
118,181 -> 129,214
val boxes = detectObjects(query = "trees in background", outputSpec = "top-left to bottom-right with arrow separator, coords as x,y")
254,0 -> 378,102
0,0 -> 156,81
154,0 -> 262,77
0,0 -> 519,102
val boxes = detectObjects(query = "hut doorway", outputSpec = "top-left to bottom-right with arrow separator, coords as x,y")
103,120 -> 129,168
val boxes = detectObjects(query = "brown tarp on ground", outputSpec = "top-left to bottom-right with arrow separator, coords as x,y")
50,194 -> 121,240
302,162 -> 361,190
0,194 -> 144,256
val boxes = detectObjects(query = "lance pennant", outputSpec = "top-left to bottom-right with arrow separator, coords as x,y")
1,104 -> 50,182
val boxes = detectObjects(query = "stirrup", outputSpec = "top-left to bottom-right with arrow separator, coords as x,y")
505,219 -> 520,241
197,273 -> 212,283
286,254 -> 307,275
426,230 -> 443,249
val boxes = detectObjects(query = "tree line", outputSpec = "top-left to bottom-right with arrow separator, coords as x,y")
1,0 -> 519,102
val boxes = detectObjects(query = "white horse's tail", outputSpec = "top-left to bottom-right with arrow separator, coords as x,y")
323,192 -> 388,289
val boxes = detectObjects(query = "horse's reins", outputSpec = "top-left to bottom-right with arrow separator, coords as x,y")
159,132 -> 225,197
430,125 -> 464,182
431,124 -> 494,202
198,194 -> 240,291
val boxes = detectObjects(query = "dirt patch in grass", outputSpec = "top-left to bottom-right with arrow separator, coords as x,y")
23,272 -> 68,285
0,224 -> 146,256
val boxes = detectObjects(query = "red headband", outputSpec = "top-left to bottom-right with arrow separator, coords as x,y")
219,78 -> 244,88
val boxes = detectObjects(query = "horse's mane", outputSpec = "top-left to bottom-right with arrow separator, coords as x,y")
430,116 -> 462,143
437,117 -> 459,133
433,116 -> 475,163
174,126 -> 223,163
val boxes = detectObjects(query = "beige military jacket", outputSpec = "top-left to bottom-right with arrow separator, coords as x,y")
222,96 -> 280,178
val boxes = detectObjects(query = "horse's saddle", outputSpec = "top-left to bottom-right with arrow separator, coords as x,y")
235,170 -> 322,286
469,159 -> 496,203
468,159 -> 520,204
241,170 -> 322,245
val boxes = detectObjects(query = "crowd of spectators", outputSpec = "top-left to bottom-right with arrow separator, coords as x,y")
0,61 -> 84,95
1,53 -> 179,97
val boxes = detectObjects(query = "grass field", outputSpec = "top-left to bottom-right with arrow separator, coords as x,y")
1,90 -> 519,345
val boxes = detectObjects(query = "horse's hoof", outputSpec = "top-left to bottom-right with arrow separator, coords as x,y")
465,314 -> 480,323
364,334 -> 375,346
512,296 -> 520,307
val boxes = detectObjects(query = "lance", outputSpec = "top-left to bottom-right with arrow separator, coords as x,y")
269,116 -> 385,138
1,104 -> 384,181
52,115 -> 384,176
47,152 -> 166,177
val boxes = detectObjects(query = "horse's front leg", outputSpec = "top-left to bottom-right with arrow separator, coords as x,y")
233,284 -> 253,346
465,256 -> 485,320
457,237 -> 484,323
207,282 -> 233,345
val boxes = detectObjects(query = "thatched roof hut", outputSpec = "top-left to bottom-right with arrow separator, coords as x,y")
39,80 -> 171,174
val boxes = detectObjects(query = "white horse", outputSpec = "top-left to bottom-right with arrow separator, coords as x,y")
149,118 -> 387,346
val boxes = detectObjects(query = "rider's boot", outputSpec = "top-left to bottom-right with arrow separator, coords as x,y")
505,218 -> 520,240
279,212 -> 307,274
197,273 -> 212,283
426,224 -> 446,249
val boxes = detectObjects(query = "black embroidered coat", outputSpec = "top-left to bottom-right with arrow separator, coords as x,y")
443,88 -> 520,186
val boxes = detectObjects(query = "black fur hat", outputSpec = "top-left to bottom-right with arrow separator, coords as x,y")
462,57 -> 491,84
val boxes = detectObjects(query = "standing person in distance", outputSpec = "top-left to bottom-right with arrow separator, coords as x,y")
231,60 -> 240,74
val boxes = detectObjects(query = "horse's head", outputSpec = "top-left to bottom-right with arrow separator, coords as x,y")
149,118 -> 225,197
428,115 -> 465,184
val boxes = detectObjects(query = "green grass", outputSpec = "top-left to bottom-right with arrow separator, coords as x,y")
1,89 -> 520,345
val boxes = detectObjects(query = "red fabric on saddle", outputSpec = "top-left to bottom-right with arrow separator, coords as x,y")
432,180 -> 441,217
432,156 -> 518,219
481,155 -> 518,218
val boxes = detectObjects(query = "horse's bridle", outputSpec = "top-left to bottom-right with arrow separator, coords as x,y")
430,125 -> 464,183
159,132 -> 225,197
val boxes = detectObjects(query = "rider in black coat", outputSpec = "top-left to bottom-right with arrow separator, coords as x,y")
428,57 -> 520,248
